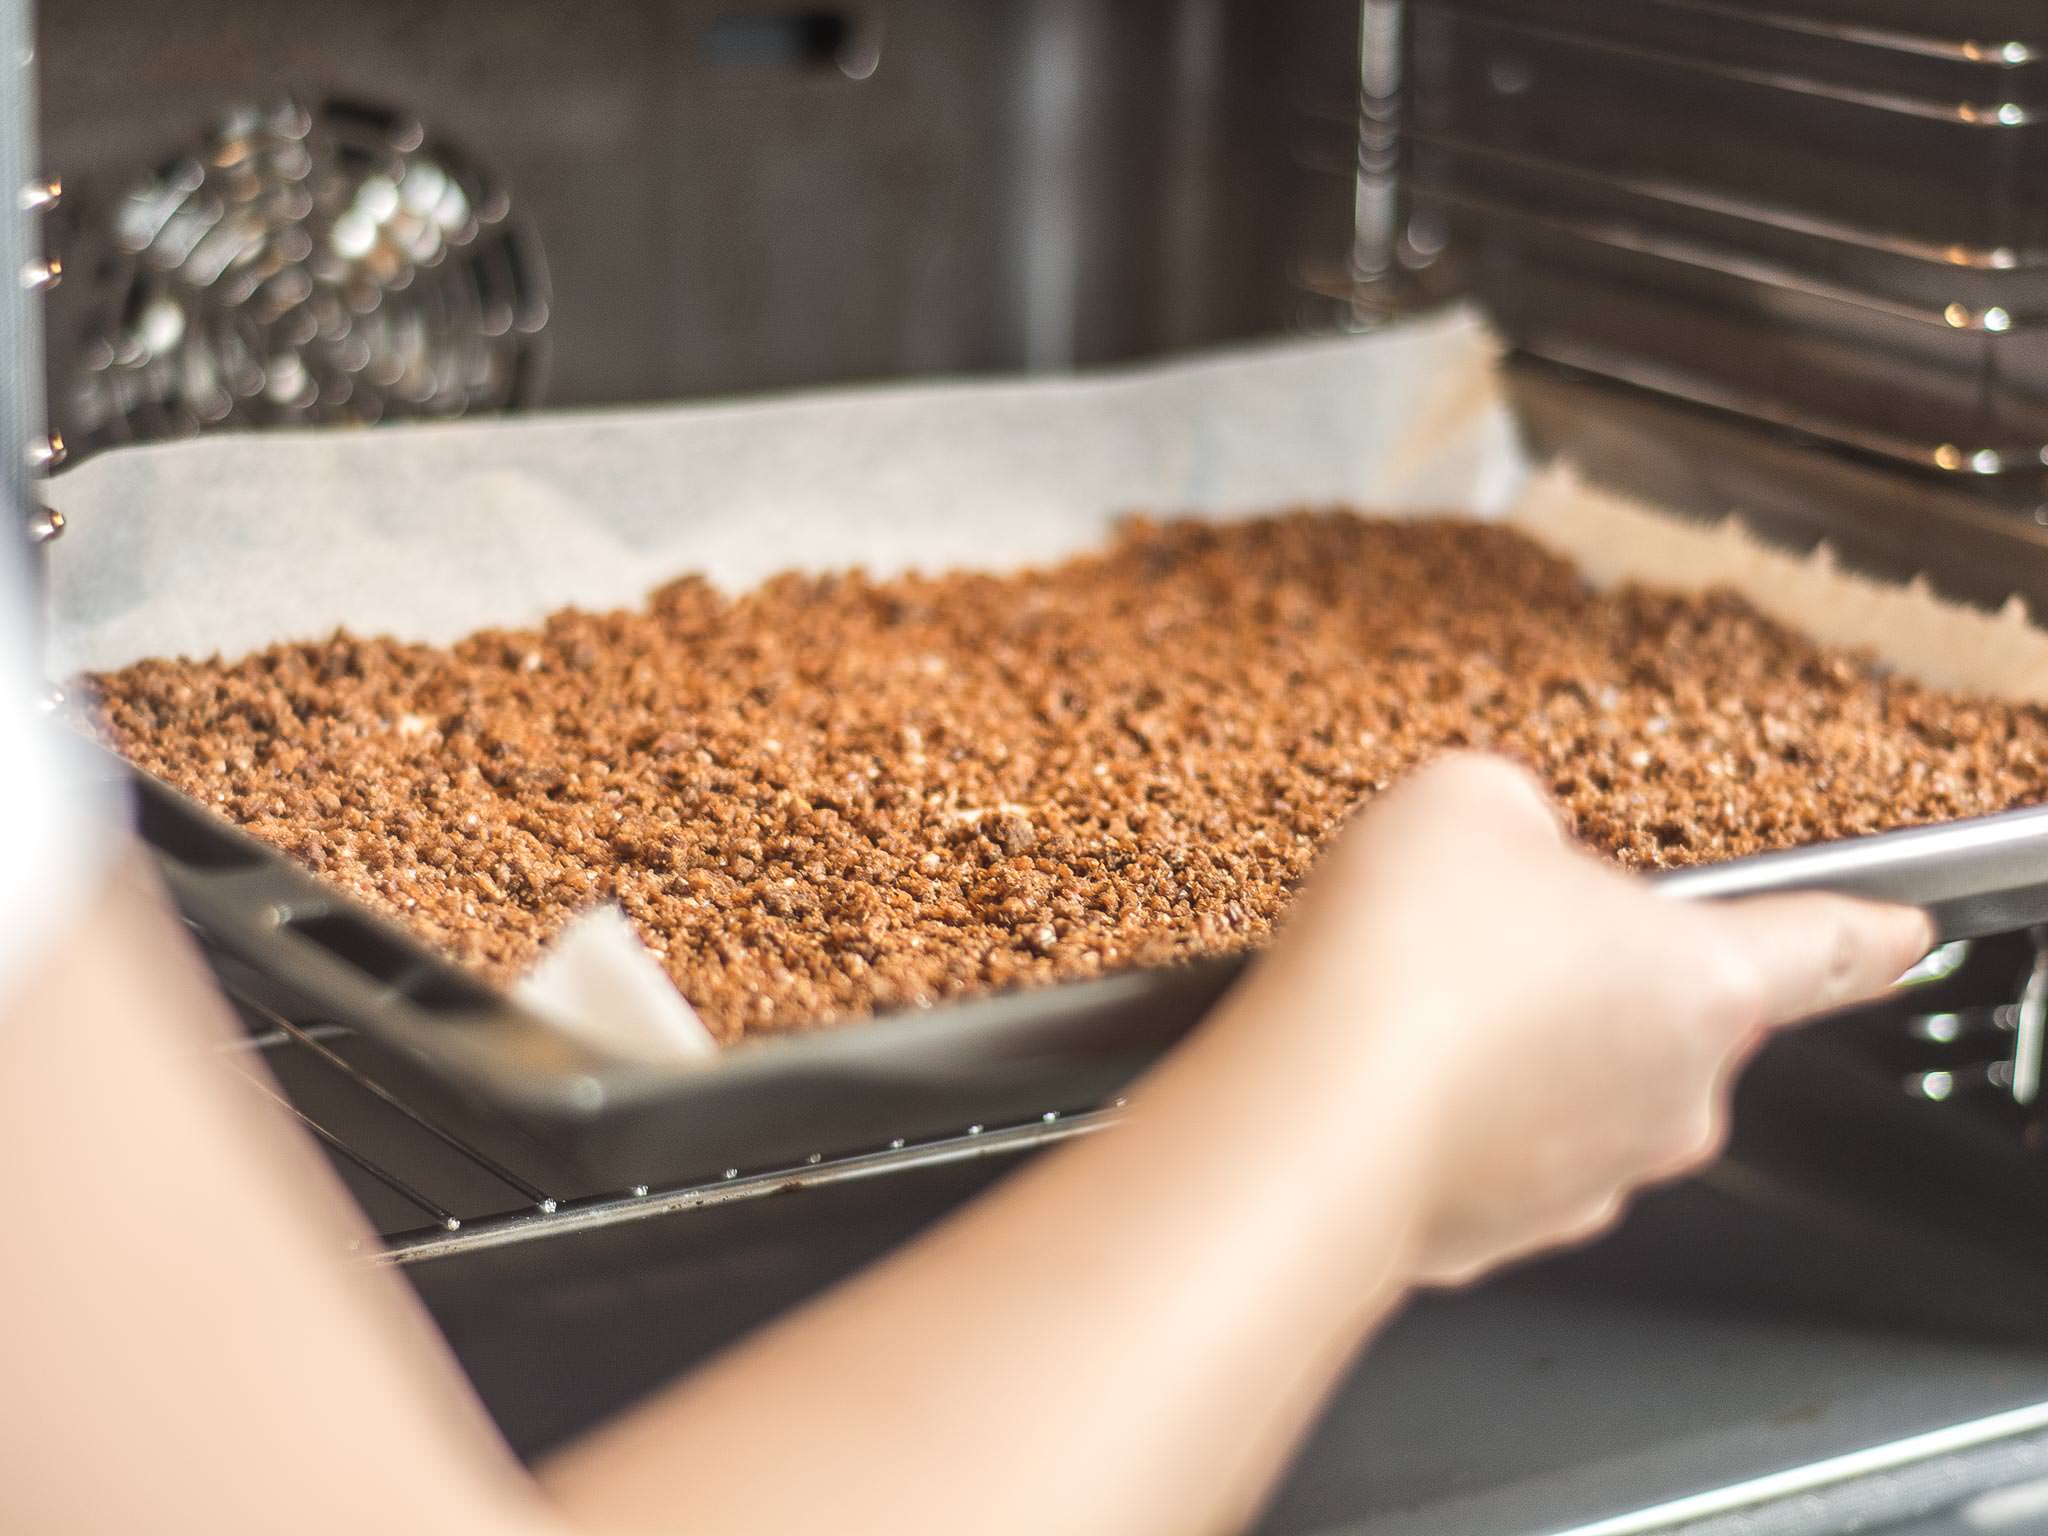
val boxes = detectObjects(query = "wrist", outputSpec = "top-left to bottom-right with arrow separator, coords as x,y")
1170,951 -> 1441,1294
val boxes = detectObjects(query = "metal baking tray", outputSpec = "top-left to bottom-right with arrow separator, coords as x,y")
119,728 -> 2048,1193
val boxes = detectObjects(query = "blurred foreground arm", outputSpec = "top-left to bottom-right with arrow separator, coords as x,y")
2,756 -> 1928,1536
543,754 -> 1930,1532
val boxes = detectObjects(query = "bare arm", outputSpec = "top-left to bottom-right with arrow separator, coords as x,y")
0,853 -> 556,1536
2,757 -> 1928,1536
545,906 -> 1438,1536
540,756 -> 1931,1535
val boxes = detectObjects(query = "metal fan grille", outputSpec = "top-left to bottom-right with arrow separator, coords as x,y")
58,96 -> 547,454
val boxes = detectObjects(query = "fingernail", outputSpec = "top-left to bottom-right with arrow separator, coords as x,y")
1897,905 -> 1938,960
1883,906 -> 1939,981
1836,906 -> 1934,1007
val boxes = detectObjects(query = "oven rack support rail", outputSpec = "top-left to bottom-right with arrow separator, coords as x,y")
369,1109 -> 1116,1268
201,921 -> 1111,1266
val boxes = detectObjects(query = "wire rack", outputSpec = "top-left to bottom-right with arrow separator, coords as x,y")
190,919 -> 1112,1266
196,918 -> 2048,1272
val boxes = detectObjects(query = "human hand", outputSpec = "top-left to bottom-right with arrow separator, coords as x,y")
1241,754 -> 1932,1287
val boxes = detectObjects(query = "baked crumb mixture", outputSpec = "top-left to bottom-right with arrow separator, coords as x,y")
89,512 -> 2048,1040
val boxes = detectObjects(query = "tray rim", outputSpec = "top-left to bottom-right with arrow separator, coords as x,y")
119,751 -> 2048,1132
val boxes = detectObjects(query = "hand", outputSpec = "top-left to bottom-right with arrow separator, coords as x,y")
547,751 -> 1928,1536
1238,753 -> 1932,1287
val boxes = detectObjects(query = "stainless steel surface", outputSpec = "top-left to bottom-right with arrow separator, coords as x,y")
1505,1404 -> 2048,1536
1511,336 -> 2030,482
1399,137 -> 2048,471
1897,975 -> 2031,1110
227,1057 -> 470,1234
245,990 -> 559,1217
377,1109 -> 1115,1267
2011,930 -> 2048,1105
1248,1115 -> 2048,1533
1350,0 -> 1405,288
1404,3 -> 2048,250
1402,126 -> 2045,309
1429,0 -> 2048,111
35,0 -> 1357,417
1586,2 -> 2042,70
1392,0 -> 2048,474
1,0 -> 45,628
1651,807 -> 2048,945
1505,359 -> 2048,612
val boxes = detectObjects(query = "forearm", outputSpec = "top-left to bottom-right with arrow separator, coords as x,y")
540,955 -> 1431,1536
9,755 -> 1917,1536
1,860 -> 560,1536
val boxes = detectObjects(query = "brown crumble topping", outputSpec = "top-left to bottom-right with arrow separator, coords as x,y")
87,512 -> 2048,1041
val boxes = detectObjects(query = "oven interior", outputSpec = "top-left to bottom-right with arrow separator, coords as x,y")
27,2 -> 2048,1532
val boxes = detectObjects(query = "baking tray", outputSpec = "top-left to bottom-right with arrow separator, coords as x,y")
55,317 -> 2048,1192
122,742 -> 2048,1193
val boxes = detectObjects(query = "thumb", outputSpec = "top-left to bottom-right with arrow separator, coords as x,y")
1701,893 -> 1933,1028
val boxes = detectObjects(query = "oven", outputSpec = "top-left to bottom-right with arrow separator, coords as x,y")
15,3 -> 2048,1532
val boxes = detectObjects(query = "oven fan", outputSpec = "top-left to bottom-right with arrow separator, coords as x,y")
53,96 -> 548,456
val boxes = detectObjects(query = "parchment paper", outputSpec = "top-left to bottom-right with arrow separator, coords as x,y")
47,308 -> 1518,675
45,306 -> 2048,1062
1518,467 -> 2048,703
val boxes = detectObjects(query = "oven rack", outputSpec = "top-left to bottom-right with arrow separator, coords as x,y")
193,917 -> 1109,1266
130,712 -> 2048,1256
195,905 -> 2048,1273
